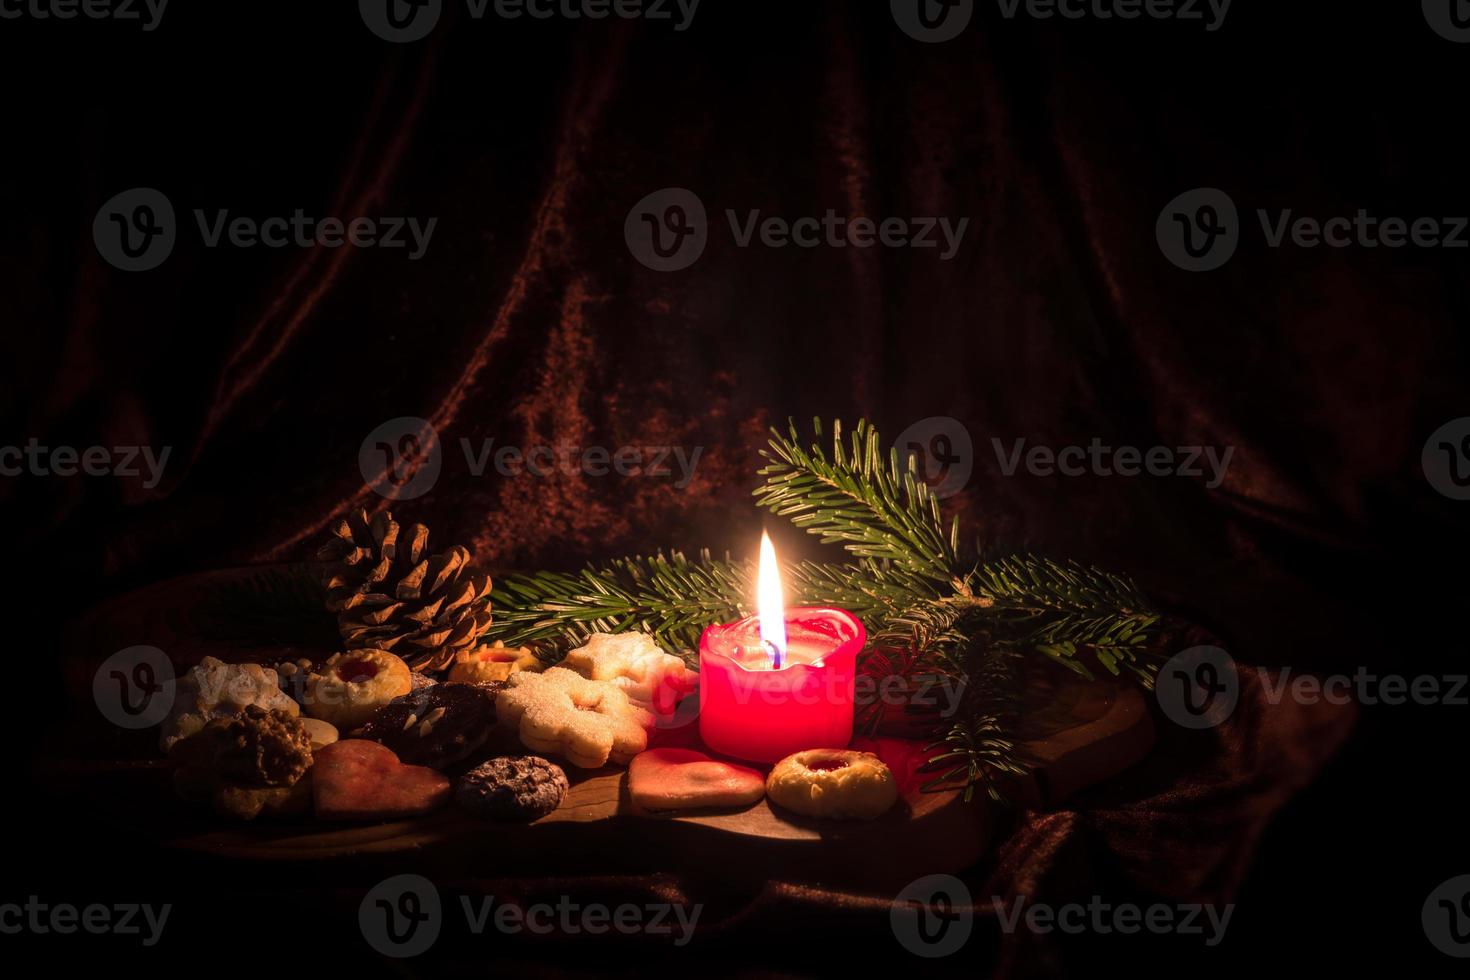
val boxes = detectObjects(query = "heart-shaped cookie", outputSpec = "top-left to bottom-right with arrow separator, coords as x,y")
628,748 -> 765,811
312,739 -> 451,820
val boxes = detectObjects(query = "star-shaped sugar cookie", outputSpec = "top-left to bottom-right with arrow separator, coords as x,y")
561,632 -> 694,709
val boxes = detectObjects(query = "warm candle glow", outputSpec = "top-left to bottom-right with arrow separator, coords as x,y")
756,530 -> 788,668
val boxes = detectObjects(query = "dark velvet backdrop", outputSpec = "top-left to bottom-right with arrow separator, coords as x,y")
7,4 -> 1466,662
5,1 -> 1469,974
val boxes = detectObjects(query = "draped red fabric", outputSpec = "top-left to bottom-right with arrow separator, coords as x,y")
6,2 -> 1466,974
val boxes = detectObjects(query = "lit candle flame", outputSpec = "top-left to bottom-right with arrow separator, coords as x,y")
757,530 -> 788,668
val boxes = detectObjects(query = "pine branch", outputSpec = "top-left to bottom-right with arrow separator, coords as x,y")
484,551 -> 752,660
870,591 -> 993,662
922,644 -> 1029,803
787,558 -> 943,625
966,555 -> 1161,683
485,553 -> 941,660
194,564 -> 338,648
755,418 -> 960,582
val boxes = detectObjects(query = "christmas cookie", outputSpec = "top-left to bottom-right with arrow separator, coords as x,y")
562,632 -> 693,711
628,748 -> 765,811
169,706 -> 315,822
159,657 -> 300,753
169,705 -> 313,787
766,749 -> 899,820
304,649 -> 412,731
173,767 -> 315,821
212,774 -> 314,821
447,642 -> 543,685
497,667 -> 652,769
352,682 -> 497,769
300,718 -> 339,751
455,756 -> 568,822
312,739 -> 452,821
272,658 -> 321,706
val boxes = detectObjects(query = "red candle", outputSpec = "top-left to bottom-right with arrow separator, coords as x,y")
697,533 -> 865,763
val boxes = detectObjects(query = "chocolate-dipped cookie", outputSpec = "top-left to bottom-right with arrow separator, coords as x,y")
352,682 -> 497,770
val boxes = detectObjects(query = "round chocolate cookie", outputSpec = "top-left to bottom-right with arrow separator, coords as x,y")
456,756 -> 569,822
352,682 -> 496,769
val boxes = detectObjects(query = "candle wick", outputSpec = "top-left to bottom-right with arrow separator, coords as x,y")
763,639 -> 785,670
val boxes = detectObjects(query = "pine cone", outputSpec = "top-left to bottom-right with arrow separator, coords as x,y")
315,508 -> 493,672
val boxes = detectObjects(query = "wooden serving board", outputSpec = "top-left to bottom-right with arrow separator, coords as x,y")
161,760 -> 989,889
54,565 -> 1158,886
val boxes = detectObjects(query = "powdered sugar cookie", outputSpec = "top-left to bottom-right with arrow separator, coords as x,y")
159,657 -> 300,753
562,632 -> 693,712
496,667 -> 651,769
